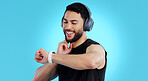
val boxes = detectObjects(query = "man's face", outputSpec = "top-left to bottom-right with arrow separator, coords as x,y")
62,11 -> 84,43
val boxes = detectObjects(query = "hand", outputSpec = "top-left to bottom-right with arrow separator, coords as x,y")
34,48 -> 48,64
57,40 -> 72,54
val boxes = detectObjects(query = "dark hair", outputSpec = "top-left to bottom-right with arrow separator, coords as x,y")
63,2 -> 90,22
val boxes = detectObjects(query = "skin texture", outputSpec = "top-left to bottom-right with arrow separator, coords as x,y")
33,11 -> 106,81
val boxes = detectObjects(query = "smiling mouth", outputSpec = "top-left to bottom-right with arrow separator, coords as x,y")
66,31 -> 74,37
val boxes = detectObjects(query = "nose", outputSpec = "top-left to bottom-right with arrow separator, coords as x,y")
65,23 -> 72,29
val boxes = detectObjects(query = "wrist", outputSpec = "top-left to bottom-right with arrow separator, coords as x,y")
48,51 -> 55,63
52,53 -> 56,63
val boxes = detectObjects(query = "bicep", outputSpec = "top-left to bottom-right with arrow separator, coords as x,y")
86,44 -> 106,68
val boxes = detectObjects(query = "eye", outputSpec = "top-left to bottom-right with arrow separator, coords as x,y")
63,22 -> 68,24
63,19 -> 68,24
72,22 -> 77,25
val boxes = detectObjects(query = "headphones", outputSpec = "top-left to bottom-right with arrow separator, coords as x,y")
61,3 -> 94,31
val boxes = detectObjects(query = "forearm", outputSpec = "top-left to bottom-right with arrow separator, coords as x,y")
52,54 -> 98,70
33,63 -> 58,81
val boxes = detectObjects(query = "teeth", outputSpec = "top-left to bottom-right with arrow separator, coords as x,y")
67,32 -> 73,34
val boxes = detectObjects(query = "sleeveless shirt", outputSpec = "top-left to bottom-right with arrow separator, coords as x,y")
58,39 -> 107,81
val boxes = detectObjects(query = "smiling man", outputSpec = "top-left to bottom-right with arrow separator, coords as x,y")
33,2 -> 107,81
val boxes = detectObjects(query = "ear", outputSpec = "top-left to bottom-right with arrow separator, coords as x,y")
61,16 -> 64,27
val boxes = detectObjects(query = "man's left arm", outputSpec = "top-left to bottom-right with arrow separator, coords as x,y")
52,44 -> 106,70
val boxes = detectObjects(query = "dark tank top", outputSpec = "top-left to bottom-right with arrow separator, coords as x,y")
58,39 -> 107,81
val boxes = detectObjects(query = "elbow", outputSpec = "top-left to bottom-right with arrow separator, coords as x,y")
88,58 -> 104,69
88,60 -> 98,69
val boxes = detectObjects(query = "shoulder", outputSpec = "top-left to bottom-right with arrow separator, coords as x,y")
86,44 -> 105,54
85,39 -> 106,54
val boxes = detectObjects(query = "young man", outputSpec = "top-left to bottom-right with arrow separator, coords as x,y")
33,2 -> 107,81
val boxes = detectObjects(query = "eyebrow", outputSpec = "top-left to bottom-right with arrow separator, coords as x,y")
63,18 -> 79,22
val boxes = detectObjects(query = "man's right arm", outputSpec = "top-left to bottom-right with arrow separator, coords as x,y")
33,63 -> 58,81
33,41 -> 71,81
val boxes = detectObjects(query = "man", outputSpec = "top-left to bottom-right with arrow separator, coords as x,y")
33,2 -> 107,81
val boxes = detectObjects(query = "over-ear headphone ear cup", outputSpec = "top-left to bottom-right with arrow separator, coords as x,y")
83,18 -> 94,31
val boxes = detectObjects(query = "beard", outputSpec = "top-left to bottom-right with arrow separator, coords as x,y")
64,29 -> 83,43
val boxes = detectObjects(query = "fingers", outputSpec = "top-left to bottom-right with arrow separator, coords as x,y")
34,48 -> 49,64
59,41 -> 69,49
63,44 -> 68,50
35,48 -> 45,60
68,43 -> 72,49
67,43 -> 72,54
34,58 -> 40,63
34,58 -> 39,62
35,51 -> 42,59
34,58 -> 42,63
39,48 -> 46,53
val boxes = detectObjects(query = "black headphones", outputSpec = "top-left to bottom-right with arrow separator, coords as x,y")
61,3 -> 94,31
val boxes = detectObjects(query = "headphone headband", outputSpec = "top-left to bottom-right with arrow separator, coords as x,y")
81,3 -> 92,18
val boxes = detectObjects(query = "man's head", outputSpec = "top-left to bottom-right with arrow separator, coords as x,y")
62,3 -> 93,43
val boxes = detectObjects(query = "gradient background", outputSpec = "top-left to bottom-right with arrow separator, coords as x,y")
0,0 -> 148,81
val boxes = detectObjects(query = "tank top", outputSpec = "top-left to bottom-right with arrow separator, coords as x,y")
58,39 -> 107,81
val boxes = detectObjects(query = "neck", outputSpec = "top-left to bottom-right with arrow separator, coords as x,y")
71,32 -> 87,48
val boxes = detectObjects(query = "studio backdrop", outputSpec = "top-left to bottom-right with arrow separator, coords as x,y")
0,0 -> 148,81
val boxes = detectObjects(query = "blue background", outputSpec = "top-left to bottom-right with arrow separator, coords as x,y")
0,0 -> 147,81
